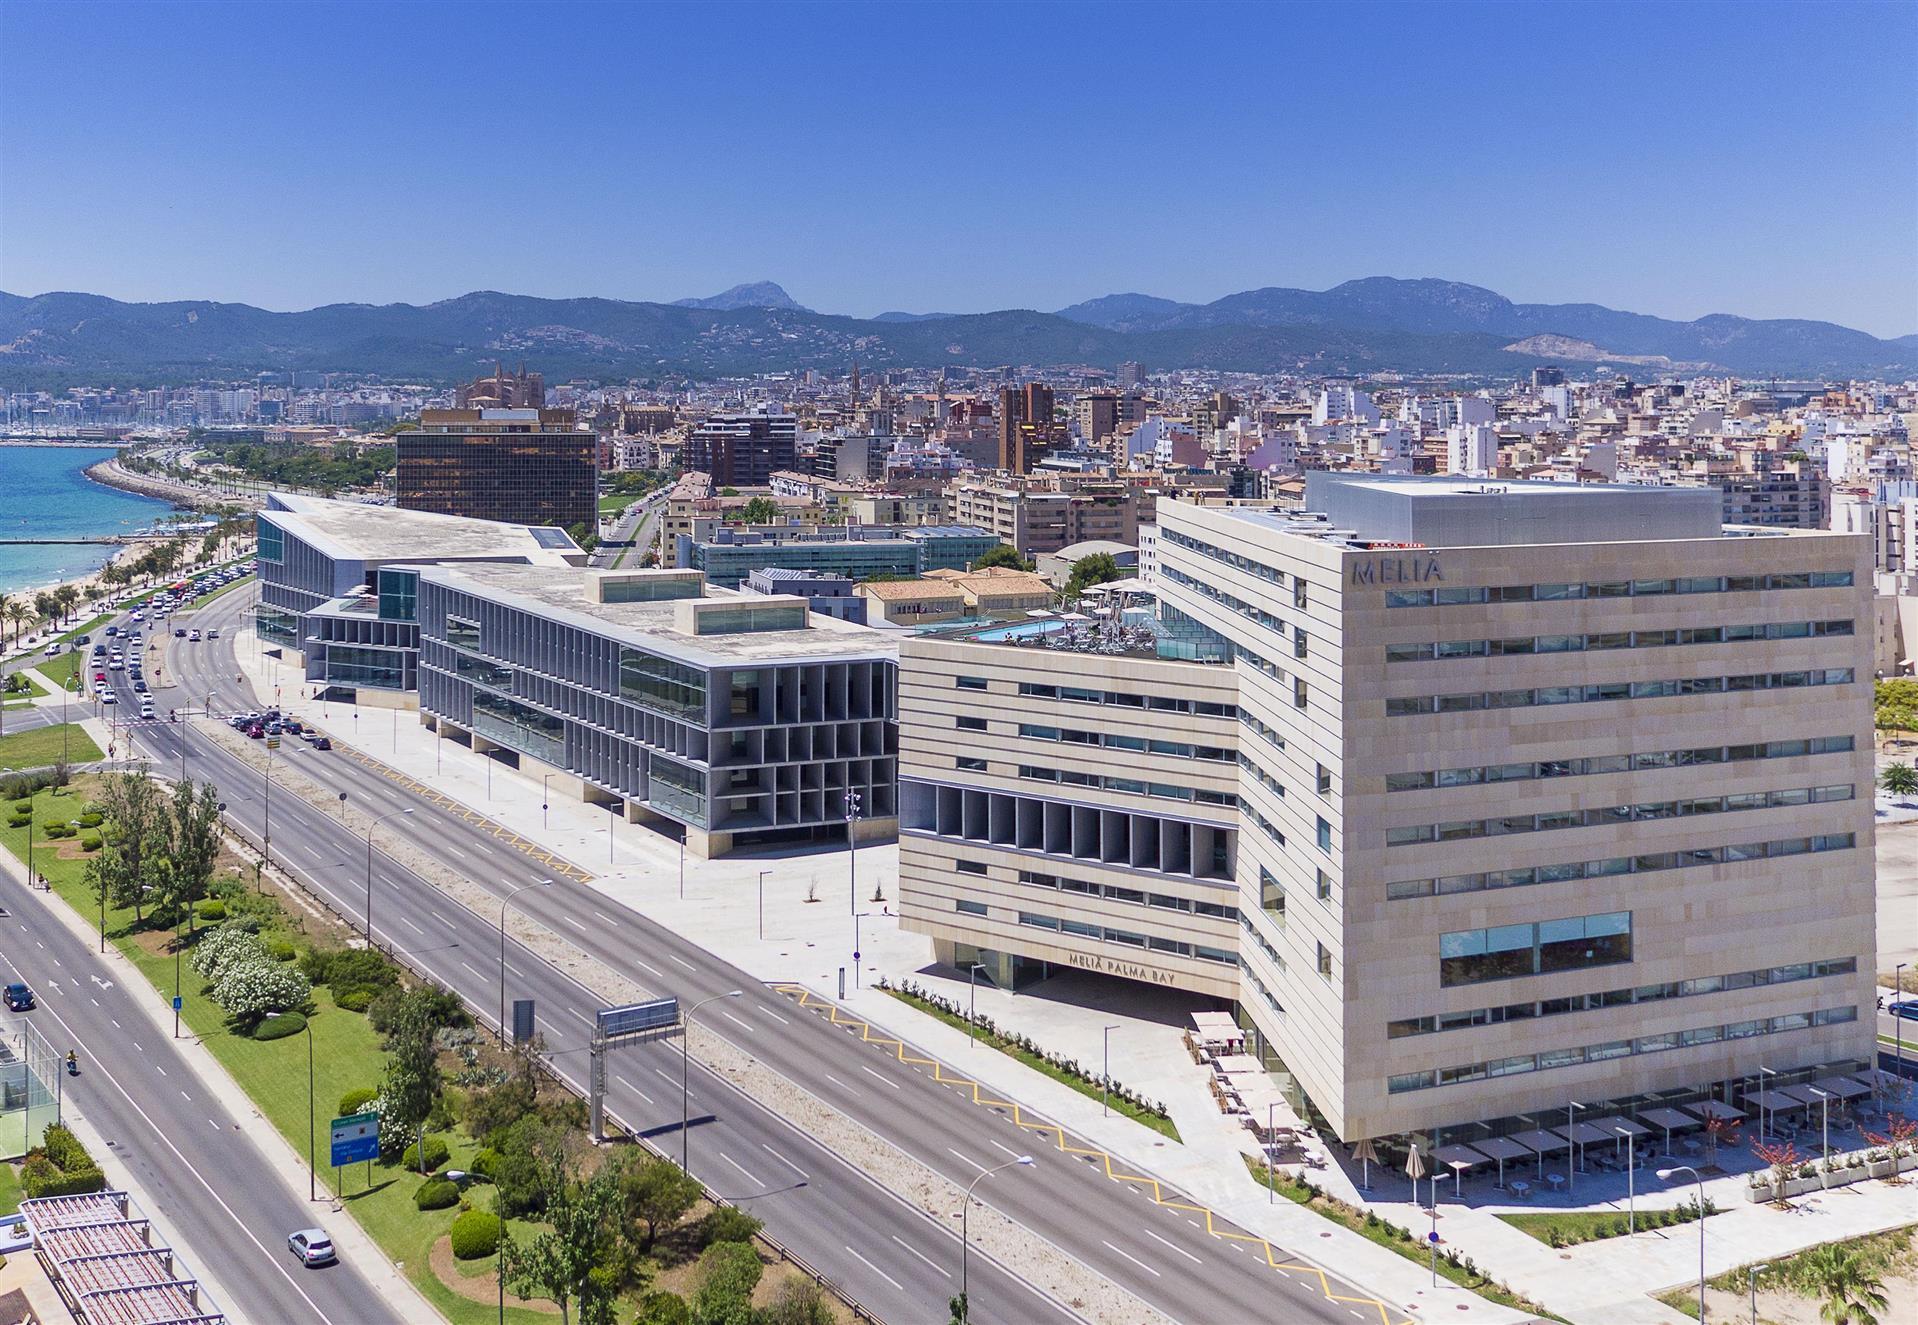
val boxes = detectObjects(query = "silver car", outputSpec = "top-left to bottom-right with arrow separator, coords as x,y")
287,1228 -> 336,1267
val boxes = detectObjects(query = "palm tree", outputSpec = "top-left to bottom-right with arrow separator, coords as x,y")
2,602 -> 27,650
1801,1245 -> 1888,1325
0,593 -> 11,649
54,584 -> 80,624
1879,763 -> 1918,797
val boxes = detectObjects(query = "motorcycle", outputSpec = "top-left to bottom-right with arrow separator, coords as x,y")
66,1052 -> 78,1077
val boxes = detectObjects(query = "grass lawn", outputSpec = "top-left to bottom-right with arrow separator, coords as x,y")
33,651 -> 78,688
0,724 -> 102,771
597,493 -> 634,515
880,985 -> 1180,1141
1657,1223 -> 1915,1321
1497,1202 -> 1712,1247
0,1162 -> 22,1217
1241,1156 -> 1565,1320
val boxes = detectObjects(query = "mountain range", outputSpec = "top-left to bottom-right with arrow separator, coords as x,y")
1,278 -> 1910,388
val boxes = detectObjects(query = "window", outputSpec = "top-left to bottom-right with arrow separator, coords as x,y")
956,676 -> 988,691
619,648 -> 707,721
1316,942 -> 1333,978
955,899 -> 988,916
956,716 -> 987,731
955,860 -> 988,876
1440,912 -> 1633,986
1316,763 -> 1331,795
1316,817 -> 1332,852
956,756 -> 987,772
256,516 -> 285,563
1293,579 -> 1308,610
1293,677 -> 1309,709
377,569 -> 417,622
1316,868 -> 1332,901
1294,632 -> 1308,660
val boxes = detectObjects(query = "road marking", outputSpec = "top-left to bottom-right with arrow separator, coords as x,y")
616,1075 -> 653,1105
592,910 -> 618,926
447,846 -> 466,860
209,1118 -> 220,1130
179,1090 -> 191,1101
1100,1240 -> 1160,1277
668,953 -> 697,971
571,1008 -> 595,1029
889,1234 -> 949,1277
859,1065 -> 899,1091
756,1005 -> 790,1026
988,1139 -> 1030,1163
1143,1228 -> 1202,1265
946,1146 -> 986,1173
132,1041 -> 142,1053
721,1010 -> 753,1032
155,1064 -> 167,1076
562,915 -> 587,932
431,910 -> 456,928
720,1152 -> 761,1187
633,958 -> 664,978
459,961 -> 484,979
110,1018 -> 120,1029
653,1067 -> 679,1088
400,916 -> 425,936
476,843 -> 494,855
759,1142 -> 807,1178
89,998 -> 98,1006
303,845 -> 324,862
824,1072 -> 855,1094
843,1246 -> 903,1293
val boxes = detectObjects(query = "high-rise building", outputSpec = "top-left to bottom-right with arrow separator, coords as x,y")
1117,361 -> 1147,390
1532,365 -> 1566,388
397,408 -> 596,531
1076,391 -> 1120,446
684,411 -> 798,487
997,383 -> 1059,473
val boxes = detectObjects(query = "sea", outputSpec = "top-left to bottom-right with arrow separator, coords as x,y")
0,445 -> 176,594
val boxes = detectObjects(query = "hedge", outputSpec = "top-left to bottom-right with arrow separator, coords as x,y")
469,1148 -> 502,1180
196,900 -> 227,922
23,1164 -> 106,1200
334,989 -> 375,1013
448,1209 -> 501,1260
253,1011 -> 307,1041
76,811 -> 103,828
414,1179 -> 459,1211
265,938 -> 296,962
6,815 -> 28,830
80,834 -> 101,852
401,1135 -> 450,1173
338,1087 -> 378,1117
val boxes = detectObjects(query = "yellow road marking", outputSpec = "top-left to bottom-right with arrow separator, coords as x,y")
772,983 -> 1415,1325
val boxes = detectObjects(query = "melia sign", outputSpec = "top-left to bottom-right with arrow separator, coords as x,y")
1350,556 -> 1443,586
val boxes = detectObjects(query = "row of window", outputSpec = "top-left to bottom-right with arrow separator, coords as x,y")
1440,912 -> 1632,987
1239,753 -> 1287,800
1387,1005 -> 1859,1094
1160,528 -> 1291,588
1014,765 -> 1239,806
1391,957 -> 1858,1040
1386,735 -> 1856,793
1386,668 -> 1855,717
1383,570 -> 1854,609
1013,909 -> 1235,964
1385,783 -> 1855,848
1161,566 -> 1298,643
1015,869 -> 1239,919
1013,680 -> 1237,717
1239,710 -> 1288,753
1239,911 -> 1285,970
1016,723 -> 1233,762
1384,618 -> 1853,664
1387,830 -> 1857,901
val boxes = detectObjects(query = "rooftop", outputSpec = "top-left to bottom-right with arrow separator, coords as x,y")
266,493 -> 582,565
418,562 -> 896,666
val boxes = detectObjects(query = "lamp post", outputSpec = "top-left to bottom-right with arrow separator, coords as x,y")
853,911 -> 872,988
757,870 -> 769,942
1749,1262 -> 1769,1325
1896,963 -> 1908,1080
1657,1165 -> 1707,1323
541,774 -> 551,830
1567,1099 -> 1586,1194
844,787 -> 860,916
968,963 -> 988,1045
270,1007 -> 318,1202
683,990 -> 742,1171
363,808 -> 414,942
498,879 -> 552,1047
1807,1085 -> 1831,1163
958,1155 -> 1033,1322
1101,1024 -> 1120,1117
1759,1065 -> 1778,1142
1612,1125 -> 1635,1234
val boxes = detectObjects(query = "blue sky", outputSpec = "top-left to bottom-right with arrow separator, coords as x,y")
3,0 -> 1913,335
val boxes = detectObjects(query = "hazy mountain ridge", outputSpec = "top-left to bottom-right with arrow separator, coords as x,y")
0,277 -> 1909,386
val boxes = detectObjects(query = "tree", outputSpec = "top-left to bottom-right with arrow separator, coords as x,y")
617,1153 -> 700,1251
501,1159 -> 621,1325
974,544 -> 1032,573
54,584 -> 80,623
689,1240 -> 761,1325
84,770 -> 165,926
759,1280 -> 833,1325
736,497 -> 780,525
160,779 -> 223,928
1064,551 -> 1121,598
1751,1139 -> 1800,1206
210,959 -> 310,1028
1880,763 -> 1918,797
381,993 -> 443,1175
191,925 -> 268,983
1800,1244 -> 1889,1325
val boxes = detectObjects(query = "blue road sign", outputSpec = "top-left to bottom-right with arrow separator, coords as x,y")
172,996 -> 182,1011
597,997 -> 679,1039
330,1112 -> 380,1166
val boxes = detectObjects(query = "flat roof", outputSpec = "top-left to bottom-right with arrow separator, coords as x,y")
417,562 -> 896,667
265,493 -> 582,565
1298,472 -> 1725,547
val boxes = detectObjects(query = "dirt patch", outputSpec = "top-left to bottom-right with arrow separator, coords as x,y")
427,1235 -> 559,1313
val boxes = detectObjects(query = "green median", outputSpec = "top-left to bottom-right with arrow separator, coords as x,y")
0,724 -> 102,771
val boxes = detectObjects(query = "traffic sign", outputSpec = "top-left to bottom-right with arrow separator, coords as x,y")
266,734 -> 280,749
330,1111 -> 380,1166
596,997 -> 679,1040
172,996 -> 182,1011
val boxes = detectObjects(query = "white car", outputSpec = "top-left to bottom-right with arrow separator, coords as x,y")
100,690 -> 117,705
44,643 -> 61,657
187,629 -> 201,642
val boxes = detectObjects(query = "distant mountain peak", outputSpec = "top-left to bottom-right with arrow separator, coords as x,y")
671,281 -> 809,312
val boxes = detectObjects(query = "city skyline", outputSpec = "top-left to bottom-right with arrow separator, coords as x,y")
2,0 -> 1914,335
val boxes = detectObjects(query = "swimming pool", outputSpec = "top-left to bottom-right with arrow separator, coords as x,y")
966,619 -> 1066,642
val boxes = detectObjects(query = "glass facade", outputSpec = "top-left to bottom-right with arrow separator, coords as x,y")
1439,912 -> 1632,986
619,648 -> 707,721
647,753 -> 707,825
472,691 -> 565,763
395,424 -> 596,531
256,605 -> 301,644
445,615 -> 481,651
326,645 -> 406,690
257,516 -> 284,563
377,569 -> 418,622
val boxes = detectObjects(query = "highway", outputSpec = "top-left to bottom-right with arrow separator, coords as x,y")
134,583 -> 1413,1325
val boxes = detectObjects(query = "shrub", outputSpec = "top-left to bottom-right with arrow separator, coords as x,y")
698,1206 -> 762,1248
635,1291 -> 692,1325
191,926 -> 268,984
265,938 -> 296,962
41,1125 -> 92,1172
338,1087 -> 379,1116
195,900 -> 227,922
6,814 -> 28,829
76,811 -> 103,828
335,989 -> 375,1013
447,1209 -> 501,1260
310,947 -> 400,1000
469,1148 -> 502,1180
414,1178 -> 459,1211
491,1150 -> 546,1217
210,958 -> 310,1027
401,1135 -> 450,1173
11,799 -> 30,815
22,1164 -> 105,1200
80,834 -> 101,851
43,822 -> 72,839
692,1241 -> 762,1325
254,1011 -> 306,1041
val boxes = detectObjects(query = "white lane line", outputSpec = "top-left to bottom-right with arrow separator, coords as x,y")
571,1008 -> 596,1029
591,910 -> 618,926
476,843 -> 494,856
1143,1228 -> 1203,1265
89,998 -> 98,1007
859,1065 -> 900,1091
110,1018 -> 120,1029
562,916 -> 588,932
654,1067 -> 679,1088
431,911 -> 457,928
616,1075 -> 653,1105
447,846 -> 466,860
633,958 -> 664,978
843,1246 -> 904,1293
946,1146 -> 986,1173
756,1005 -> 790,1026
720,1152 -> 762,1188
155,1065 -> 167,1076
208,1118 -> 219,1130
179,1090 -> 191,1101
668,953 -> 696,971
506,963 -> 525,978
303,845 -> 325,862
988,1139 -> 1032,1163
132,1041 -> 142,1053
759,1142 -> 807,1178
459,961 -> 484,979
400,916 -> 425,935
721,1010 -> 753,1032
824,1072 -> 855,1094
1103,1240 -> 1161,1277
890,1234 -> 950,1277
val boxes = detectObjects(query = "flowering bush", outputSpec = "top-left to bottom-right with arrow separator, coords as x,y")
211,958 -> 311,1027
190,926 -> 268,985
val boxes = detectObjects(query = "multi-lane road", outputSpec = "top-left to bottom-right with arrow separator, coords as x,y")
4,579 -> 1415,1325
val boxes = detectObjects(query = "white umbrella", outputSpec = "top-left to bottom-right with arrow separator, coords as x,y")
1352,1138 -> 1378,1190
1405,1143 -> 1427,1206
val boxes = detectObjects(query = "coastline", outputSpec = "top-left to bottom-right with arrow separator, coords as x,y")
85,456 -> 255,511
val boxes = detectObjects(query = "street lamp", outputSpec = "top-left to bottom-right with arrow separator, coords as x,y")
269,1007 -> 318,1202
1896,963 -> 1908,1080
1656,1165 -> 1707,1323
363,808 -> 414,942
958,1155 -> 1033,1322
1101,1024 -> 1120,1117
498,879 -> 552,1046
541,774 -> 551,829
683,991 -> 742,1172
844,787 -> 860,916
1807,1085 -> 1832,1163
853,911 -> 872,988
1759,1065 -> 1778,1142
757,871 -> 769,941
968,963 -> 988,1045
1567,1099 -> 1586,1194
1612,1125 -> 1635,1234
1749,1262 -> 1770,1325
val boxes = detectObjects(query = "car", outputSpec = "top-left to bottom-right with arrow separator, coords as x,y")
104,626 -> 118,638
287,1229 -> 336,1268
92,670 -> 106,683
174,628 -> 187,638
305,735 -> 332,750
74,634 -> 90,646
207,628 -> 220,639
129,610 -> 144,622
283,719 -> 304,734
44,642 -> 61,657
246,724 -> 264,739
139,704 -> 156,720
3,983 -> 33,1011
1891,1000 -> 1918,1021
133,680 -> 148,693
100,691 -> 117,705
187,629 -> 201,642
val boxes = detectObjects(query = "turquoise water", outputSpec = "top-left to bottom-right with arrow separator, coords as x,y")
0,446 -> 175,593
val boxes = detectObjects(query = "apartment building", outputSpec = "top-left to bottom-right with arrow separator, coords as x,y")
949,475 -> 1145,557
397,408 -> 597,531
1158,475 -> 1873,1144
684,411 -> 798,487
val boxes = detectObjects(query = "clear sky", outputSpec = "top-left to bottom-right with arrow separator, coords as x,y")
3,0 -> 1914,335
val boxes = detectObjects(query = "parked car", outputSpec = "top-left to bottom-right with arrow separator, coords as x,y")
286,1229 -> 336,1268
3,983 -> 34,1011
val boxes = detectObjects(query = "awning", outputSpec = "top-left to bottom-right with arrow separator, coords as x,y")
1692,1099 -> 1744,1122
1815,1075 -> 1872,1100
1433,1143 -> 1489,1168
1640,1107 -> 1701,1131
1554,1121 -> 1616,1146
1587,1115 -> 1650,1139
1510,1128 -> 1569,1155
1751,1089 -> 1807,1113
1468,1136 -> 1534,1162
1213,1053 -> 1266,1075
1781,1083 -> 1837,1107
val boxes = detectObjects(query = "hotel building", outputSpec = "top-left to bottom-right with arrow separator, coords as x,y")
900,474 -> 1875,1146
397,408 -> 597,531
